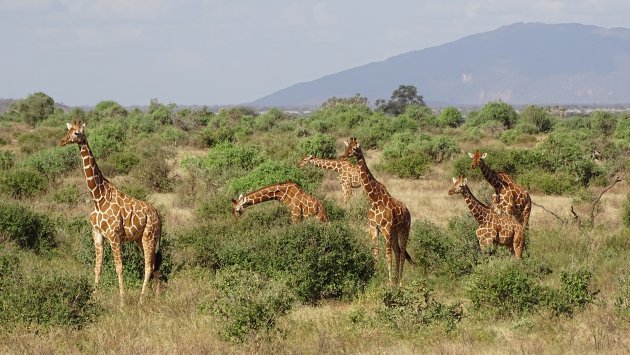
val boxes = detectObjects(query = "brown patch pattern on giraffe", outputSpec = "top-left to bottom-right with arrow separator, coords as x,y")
448,177 -> 525,258
469,151 -> 532,229
298,154 -> 362,204
232,180 -> 328,223
343,137 -> 414,285
60,121 -> 162,304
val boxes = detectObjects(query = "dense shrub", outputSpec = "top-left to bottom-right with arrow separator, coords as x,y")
468,101 -> 519,129
51,184 -> 82,206
0,265 -> 100,330
108,150 -> 140,175
227,160 -> 317,195
378,133 -> 431,179
88,120 -> 127,158
183,142 -> 264,182
201,266 -> 295,342
376,281 -> 463,331
20,145 -> 79,180
590,111 -> 617,136
0,202 -> 56,252
517,170 -> 576,195
521,105 -> 553,133
129,143 -> 175,192
10,92 -> 55,126
437,106 -> 464,127
545,268 -> 596,316
0,168 -> 47,198
298,133 -> 337,158
94,100 -> 127,118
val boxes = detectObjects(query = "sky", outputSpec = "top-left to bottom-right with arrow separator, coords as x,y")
2,0 -> 630,106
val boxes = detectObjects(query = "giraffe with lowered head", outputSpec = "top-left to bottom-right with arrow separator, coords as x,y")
232,180 -> 328,223
448,176 -> 525,257
60,121 -> 162,304
343,137 -> 414,285
298,154 -> 361,204
469,150 -> 532,229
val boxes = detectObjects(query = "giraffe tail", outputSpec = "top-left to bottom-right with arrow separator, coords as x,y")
404,249 -> 416,266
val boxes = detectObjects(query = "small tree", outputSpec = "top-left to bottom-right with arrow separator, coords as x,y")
376,85 -> 425,116
521,105 -> 552,132
11,92 -> 55,126
438,107 -> 463,128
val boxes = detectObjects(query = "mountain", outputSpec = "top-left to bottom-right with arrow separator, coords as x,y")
252,23 -> 630,108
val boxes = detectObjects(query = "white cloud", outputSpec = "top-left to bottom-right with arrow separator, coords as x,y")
462,73 -> 473,83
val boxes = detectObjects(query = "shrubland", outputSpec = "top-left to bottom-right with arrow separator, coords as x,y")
0,96 -> 628,353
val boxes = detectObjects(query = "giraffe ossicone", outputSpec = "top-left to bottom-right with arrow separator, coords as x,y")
60,121 -> 163,305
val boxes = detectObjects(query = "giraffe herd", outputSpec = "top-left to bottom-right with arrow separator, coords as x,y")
61,121 -> 532,301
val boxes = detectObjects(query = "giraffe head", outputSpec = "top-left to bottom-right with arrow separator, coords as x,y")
448,176 -> 468,195
343,137 -> 361,159
298,154 -> 313,167
468,150 -> 487,169
231,194 -> 246,217
60,121 -> 87,146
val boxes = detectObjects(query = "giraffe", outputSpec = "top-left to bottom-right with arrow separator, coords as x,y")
343,137 -> 414,285
468,151 -> 532,229
448,177 -> 525,258
231,180 -> 328,223
298,154 -> 362,204
60,121 -> 162,304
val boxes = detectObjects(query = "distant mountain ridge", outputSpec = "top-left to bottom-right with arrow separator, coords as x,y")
252,23 -> 630,108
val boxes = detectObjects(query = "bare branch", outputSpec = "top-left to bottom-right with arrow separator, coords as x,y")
589,174 -> 624,223
531,200 -> 568,224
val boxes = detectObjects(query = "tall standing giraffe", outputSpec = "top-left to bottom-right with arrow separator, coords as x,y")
448,177 -> 525,257
343,137 -> 414,285
232,180 -> 328,223
298,154 -> 361,204
469,151 -> 532,229
60,121 -> 162,304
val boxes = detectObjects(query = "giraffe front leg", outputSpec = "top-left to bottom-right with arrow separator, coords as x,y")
109,239 -> 125,306
92,229 -> 104,290
368,218 -> 379,259
341,181 -> 351,204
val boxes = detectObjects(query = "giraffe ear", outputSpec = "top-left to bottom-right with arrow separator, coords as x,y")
467,152 -> 473,158
463,178 -> 468,184
344,140 -> 349,147
452,177 -> 457,183
238,194 -> 243,200
481,153 -> 487,159
66,122 -> 72,131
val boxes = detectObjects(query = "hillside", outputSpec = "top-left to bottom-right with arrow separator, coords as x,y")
252,22 -> 630,107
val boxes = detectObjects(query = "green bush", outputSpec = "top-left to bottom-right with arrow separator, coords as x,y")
590,111 -> 617,136
94,100 -> 127,118
0,202 -> 56,252
378,133 -> 431,179
468,101 -> 519,129
521,105 -> 553,133
88,120 -> 128,158
437,106 -> 463,127
0,267 -> 100,330
298,133 -> 337,158
20,145 -> 79,180
376,281 -> 463,331
51,184 -> 82,206
545,268 -> 596,316
201,266 -> 295,342
0,168 -> 47,198
11,92 -> 55,126
517,170 -> 576,195
227,160 -> 317,195
108,150 -> 140,175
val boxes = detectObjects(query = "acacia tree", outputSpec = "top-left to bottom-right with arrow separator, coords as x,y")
376,85 -> 425,116
11,92 -> 55,126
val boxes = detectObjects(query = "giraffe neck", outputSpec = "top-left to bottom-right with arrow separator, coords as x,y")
79,143 -> 108,204
354,149 -> 381,203
242,184 -> 290,207
308,158 -> 343,173
461,186 -> 490,225
479,159 -> 503,190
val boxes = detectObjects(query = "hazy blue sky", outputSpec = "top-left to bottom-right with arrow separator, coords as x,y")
1,0 -> 630,106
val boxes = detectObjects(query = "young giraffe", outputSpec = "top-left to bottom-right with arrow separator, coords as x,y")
469,151 -> 532,229
343,137 -> 414,285
298,154 -> 362,204
231,180 -> 328,223
60,121 -> 162,304
448,177 -> 525,258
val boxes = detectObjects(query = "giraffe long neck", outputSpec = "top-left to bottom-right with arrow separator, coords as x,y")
479,159 -> 503,190
79,143 -> 108,203
242,185 -> 289,207
461,186 -> 490,225
309,158 -> 343,173
354,150 -> 381,203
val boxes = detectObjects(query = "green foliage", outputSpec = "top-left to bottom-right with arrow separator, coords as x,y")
227,160 -> 316,195
379,133 -> 458,178
298,133 -> 337,158
0,168 -> 47,198
0,202 -> 56,252
201,266 -> 295,342
129,143 -> 175,192
468,101 -> 518,129
108,150 -> 140,175
438,106 -> 464,127
11,92 -> 55,126
51,184 -> 82,206
521,105 -> 553,132
615,270 -> 630,317
19,145 -> 79,180
376,281 -> 463,331
148,98 -> 173,125
376,85 -> 425,116
545,268 -> 596,316
88,120 -> 127,158
254,108 -> 285,132
94,100 -> 127,118
466,258 -> 546,317
0,261 -> 100,330
590,111 -> 617,136
0,150 -> 15,170
517,170 -> 576,195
